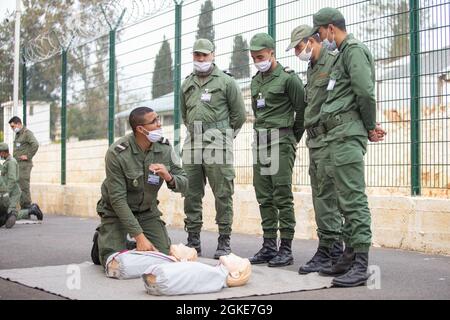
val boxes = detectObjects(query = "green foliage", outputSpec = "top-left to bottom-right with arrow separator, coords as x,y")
196,0 -> 215,44
152,38 -> 173,99
229,35 -> 250,79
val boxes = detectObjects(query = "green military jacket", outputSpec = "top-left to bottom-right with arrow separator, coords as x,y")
251,62 -> 306,145
97,133 -> 188,237
320,34 -> 376,142
13,127 -> 39,163
305,47 -> 338,149
0,155 -> 20,194
181,64 -> 246,150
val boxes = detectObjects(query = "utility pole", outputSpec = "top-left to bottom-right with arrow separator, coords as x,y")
13,0 -> 22,116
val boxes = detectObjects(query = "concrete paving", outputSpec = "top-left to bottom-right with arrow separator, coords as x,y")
0,215 -> 449,300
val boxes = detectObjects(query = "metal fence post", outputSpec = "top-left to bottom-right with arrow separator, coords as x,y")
174,0 -> 183,155
61,49 -> 67,186
21,53 -> 27,126
108,29 -> 116,146
268,0 -> 276,41
410,0 -> 421,196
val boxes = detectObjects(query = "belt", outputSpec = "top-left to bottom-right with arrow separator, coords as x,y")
307,110 -> 361,138
187,119 -> 230,134
255,127 -> 293,145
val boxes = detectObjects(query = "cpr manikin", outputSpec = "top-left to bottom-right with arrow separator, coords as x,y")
104,244 -> 251,296
142,253 -> 252,296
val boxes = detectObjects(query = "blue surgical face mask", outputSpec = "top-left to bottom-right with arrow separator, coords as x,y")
143,128 -> 163,143
323,39 -> 337,51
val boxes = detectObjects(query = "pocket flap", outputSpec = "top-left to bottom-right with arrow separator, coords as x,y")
334,150 -> 364,166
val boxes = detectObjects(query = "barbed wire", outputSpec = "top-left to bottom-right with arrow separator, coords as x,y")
22,0 -> 174,63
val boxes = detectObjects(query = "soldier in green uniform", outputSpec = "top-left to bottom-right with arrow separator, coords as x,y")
181,39 -> 246,259
247,33 -> 306,267
285,25 -> 345,274
308,8 -> 386,287
90,107 -> 188,267
8,117 -> 40,211
0,143 -> 43,229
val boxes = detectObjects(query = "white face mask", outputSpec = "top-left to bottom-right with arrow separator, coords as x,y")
193,61 -> 213,73
298,45 -> 313,62
13,127 -> 20,133
324,29 -> 337,51
255,59 -> 272,73
143,128 -> 163,143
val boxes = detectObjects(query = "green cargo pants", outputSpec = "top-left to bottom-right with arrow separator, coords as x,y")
309,144 -> 349,248
253,142 -> 296,240
324,136 -> 372,252
97,213 -> 171,267
18,162 -> 33,209
183,151 -> 235,235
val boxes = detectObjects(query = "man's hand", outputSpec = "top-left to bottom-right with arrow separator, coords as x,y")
149,164 -> 172,182
19,155 -> 28,161
369,123 -> 387,143
135,234 -> 158,252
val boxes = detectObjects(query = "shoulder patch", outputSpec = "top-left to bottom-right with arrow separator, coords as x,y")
114,142 -> 128,153
223,70 -> 234,77
328,49 -> 339,56
283,66 -> 295,74
157,137 -> 170,146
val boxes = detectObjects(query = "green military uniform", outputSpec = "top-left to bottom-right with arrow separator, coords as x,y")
304,45 -> 346,249
310,8 -> 376,254
13,127 -> 39,209
181,40 -> 246,237
96,133 -> 188,267
250,34 -> 306,241
0,153 -> 30,224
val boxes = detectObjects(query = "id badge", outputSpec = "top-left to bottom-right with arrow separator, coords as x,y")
147,172 -> 160,185
200,89 -> 212,102
16,143 -> 21,147
256,93 -> 265,109
327,79 -> 336,91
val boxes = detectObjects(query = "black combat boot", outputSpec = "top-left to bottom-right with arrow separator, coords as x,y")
319,246 -> 355,276
248,238 -> 278,264
29,203 -> 43,221
330,241 -> 344,265
298,245 -> 332,274
332,252 -> 370,287
91,229 -> 101,265
5,212 -> 17,229
214,234 -> 231,259
268,239 -> 294,267
186,232 -> 201,256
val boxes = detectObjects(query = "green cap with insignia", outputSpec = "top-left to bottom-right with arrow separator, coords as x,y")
312,7 -> 345,34
193,38 -> 215,54
0,143 -> 9,151
249,33 -> 275,51
285,25 -> 313,52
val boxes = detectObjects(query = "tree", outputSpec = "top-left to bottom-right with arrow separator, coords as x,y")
152,38 -> 173,99
196,0 -> 215,44
228,35 -> 250,79
362,0 -> 428,62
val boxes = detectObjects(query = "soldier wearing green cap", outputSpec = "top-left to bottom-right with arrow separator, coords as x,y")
0,142 -> 43,229
286,25 -> 346,275
8,116 -> 39,211
308,7 -> 386,287
181,38 -> 246,259
247,33 -> 306,267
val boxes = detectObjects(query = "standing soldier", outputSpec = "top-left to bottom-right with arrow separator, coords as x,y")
181,39 -> 246,259
248,33 -> 306,267
8,117 -> 40,212
309,7 -> 386,287
91,107 -> 188,267
0,143 -> 43,229
286,25 -> 346,274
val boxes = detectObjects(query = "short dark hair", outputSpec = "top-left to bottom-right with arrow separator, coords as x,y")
129,107 -> 155,133
8,116 -> 22,125
331,19 -> 346,32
